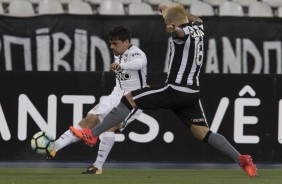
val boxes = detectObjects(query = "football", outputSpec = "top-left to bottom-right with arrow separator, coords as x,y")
31,131 -> 54,155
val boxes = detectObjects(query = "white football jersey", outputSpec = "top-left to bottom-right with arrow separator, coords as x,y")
88,45 -> 146,124
113,45 -> 147,93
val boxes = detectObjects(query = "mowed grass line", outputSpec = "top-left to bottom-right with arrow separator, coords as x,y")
0,168 -> 281,184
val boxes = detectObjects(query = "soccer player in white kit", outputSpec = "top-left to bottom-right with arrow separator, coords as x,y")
48,25 -> 147,174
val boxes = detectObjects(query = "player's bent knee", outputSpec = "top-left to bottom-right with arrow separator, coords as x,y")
190,125 -> 210,141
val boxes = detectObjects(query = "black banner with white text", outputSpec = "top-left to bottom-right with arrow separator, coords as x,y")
0,72 -> 281,163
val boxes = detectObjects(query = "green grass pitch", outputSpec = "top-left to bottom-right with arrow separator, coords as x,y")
0,168 -> 281,184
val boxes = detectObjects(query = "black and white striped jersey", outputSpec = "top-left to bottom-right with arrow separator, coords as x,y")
165,21 -> 204,89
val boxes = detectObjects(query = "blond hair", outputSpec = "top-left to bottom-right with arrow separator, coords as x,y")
163,4 -> 187,23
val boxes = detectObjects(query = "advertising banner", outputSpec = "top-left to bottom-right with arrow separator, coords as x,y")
0,72 -> 281,163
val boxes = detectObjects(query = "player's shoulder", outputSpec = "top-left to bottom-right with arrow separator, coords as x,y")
128,45 -> 145,57
129,45 -> 144,53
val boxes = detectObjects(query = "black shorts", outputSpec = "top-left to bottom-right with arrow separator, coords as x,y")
131,84 -> 208,127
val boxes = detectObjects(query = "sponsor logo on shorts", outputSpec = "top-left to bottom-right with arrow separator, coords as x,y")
191,118 -> 205,123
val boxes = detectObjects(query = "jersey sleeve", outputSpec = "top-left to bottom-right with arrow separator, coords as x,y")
120,52 -> 146,70
183,26 -> 190,36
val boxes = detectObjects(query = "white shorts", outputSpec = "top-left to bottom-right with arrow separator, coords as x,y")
88,90 -> 142,130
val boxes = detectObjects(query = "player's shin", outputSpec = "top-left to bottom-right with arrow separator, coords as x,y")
54,129 -> 80,152
94,132 -> 115,170
204,131 -> 240,164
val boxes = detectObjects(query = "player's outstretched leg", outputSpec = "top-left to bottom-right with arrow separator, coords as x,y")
239,155 -> 258,177
205,131 -> 258,177
70,101 -> 131,145
45,129 -> 80,159
191,125 -> 258,177
69,126 -> 98,146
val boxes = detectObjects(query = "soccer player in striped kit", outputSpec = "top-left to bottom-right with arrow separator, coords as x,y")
70,3 -> 258,177
48,25 -> 147,174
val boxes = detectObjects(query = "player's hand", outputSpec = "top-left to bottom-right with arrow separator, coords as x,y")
110,63 -> 122,71
166,23 -> 176,33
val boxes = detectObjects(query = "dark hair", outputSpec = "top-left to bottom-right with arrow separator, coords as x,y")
109,25 -> 131,42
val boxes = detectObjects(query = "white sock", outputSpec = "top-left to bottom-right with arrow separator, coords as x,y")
53,125 -> 82,152
93,132 -> 115,170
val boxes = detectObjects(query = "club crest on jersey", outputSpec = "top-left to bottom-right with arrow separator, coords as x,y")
122,54 -> 128,62
115,72 -> 131,81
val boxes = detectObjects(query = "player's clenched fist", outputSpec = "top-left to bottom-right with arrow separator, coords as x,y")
110,63 -> 121,71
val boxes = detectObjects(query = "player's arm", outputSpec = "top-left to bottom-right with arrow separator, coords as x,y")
166,24 -> 185,38
110,59 -> 121,71
172,27 -> 185,38
187,13 -> 202,23
120,53 -> 146,70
